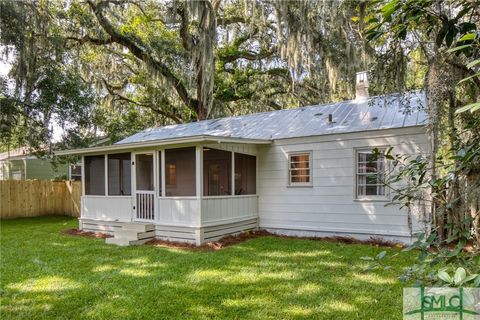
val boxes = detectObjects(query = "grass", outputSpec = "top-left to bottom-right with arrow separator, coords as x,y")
0,216 -> 415,319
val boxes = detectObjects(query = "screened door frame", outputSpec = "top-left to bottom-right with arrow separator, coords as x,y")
131,150 -> 158,222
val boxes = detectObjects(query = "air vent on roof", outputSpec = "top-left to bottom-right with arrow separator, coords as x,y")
328,114 -> 334,123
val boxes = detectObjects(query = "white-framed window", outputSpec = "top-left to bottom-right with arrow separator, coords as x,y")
288,152 -> 312,186
356,149 -> 387,199
69,164 -> 82,181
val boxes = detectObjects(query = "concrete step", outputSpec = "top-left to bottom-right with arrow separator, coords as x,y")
106,237 -> 153,246
105,237 -> 131,246
114,230 -> 155,240
121,223 -> 155,232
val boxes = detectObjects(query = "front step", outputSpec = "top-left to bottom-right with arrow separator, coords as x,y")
106,222 -> 155,246
106,237 -> 152,246
121,222 -> 155,232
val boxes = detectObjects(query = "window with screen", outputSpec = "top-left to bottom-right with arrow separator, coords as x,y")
135,153 -> 154,191
203,148 -> 231,196
85,155 -> 105,195
235,153 -> 256,195
288,152 -> 312,186
108,153 -> 131,195
165,147 -> 196,196
356,149 -> 386,198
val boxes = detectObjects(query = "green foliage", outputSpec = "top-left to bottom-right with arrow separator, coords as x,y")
2,0 -> 382,152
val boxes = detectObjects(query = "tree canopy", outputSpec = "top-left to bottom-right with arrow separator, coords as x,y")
1,0 -> 385,150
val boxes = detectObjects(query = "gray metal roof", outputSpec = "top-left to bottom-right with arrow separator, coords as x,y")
117,91 -> 427,145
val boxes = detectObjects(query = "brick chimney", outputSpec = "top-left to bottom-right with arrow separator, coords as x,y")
355,71 -> 369,100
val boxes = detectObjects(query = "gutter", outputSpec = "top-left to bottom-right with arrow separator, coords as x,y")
54,135 -> 272,156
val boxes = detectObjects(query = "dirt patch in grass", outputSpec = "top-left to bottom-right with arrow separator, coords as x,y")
146,230 -> 404,251
63,228 -> 113,239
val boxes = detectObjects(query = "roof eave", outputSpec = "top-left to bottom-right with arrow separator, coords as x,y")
54,135 -> 272,156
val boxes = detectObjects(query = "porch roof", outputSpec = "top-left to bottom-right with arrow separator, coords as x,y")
55,135 -> 271,156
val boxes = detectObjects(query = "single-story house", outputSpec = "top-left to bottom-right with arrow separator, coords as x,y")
0,148 -> 73,180
57,72 -> 430,246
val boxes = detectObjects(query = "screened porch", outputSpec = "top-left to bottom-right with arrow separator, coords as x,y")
80,144 -> 258,228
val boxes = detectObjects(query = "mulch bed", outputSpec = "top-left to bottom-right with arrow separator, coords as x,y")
63,228 -> 113,239
61,227 -> 477,253
146,230 -> 404,251
62,227 -> 404,250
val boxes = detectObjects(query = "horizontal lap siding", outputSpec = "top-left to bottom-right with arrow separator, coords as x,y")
82,196 -> 132,221
201,196 -> 258,224
158,198 -> 200,226
257,128 -> 429,238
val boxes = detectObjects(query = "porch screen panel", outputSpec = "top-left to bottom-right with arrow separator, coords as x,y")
85,155 -> 105,195
235,153 -> 256,195
203,148 -> 232,196
136,154 -> 154,191
165,147 -> 196,196
108,153 -> 131,195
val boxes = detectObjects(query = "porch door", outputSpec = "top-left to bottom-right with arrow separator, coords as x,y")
134,153 -> 155,221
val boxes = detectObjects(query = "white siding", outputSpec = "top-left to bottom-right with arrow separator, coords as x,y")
82,196 -> 132,221
202,195 -> 258,225
257,127 -> 430,242
158,198 -> 200,226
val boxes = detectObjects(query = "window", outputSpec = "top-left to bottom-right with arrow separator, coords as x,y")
165,147 -> 196,196
203,148 -> 231,196
69,164 -> 82,181
108,153 -> 131,195
288,152 -> 312,186
166,162 -> 176,186
235,153 -> 256,195
356,149 -> 386,198
85,155 -> 105,195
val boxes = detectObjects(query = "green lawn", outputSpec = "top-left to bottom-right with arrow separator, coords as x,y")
1,216 -> 414,319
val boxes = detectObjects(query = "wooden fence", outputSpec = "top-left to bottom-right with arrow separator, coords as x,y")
0,180 -> 81,219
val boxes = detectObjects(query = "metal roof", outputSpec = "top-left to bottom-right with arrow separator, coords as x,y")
117,91 -> 427,145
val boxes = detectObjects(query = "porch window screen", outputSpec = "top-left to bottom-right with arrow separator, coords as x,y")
235,153 -> 256,195
288,152 -> 312,185
356,150 -> 386,197
136,153 -> 154,191
108,153 -> 131,195
165,147 -> 196,196
203,148 -> 232,196
85,155 -> 105,195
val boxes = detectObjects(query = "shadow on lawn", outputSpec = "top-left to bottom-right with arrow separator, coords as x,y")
0,216 -> 405,319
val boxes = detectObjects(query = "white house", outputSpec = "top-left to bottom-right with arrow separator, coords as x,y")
57,73 -> 430,246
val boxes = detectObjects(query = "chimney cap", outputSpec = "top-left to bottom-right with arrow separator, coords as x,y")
355,71 -> 369,100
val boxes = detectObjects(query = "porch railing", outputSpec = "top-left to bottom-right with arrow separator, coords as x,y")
136,191 -> 155,221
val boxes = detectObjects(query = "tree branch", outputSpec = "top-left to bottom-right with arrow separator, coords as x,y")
101,78 -> 182,123
65,35 -> 115,48
86,0 -> 198,114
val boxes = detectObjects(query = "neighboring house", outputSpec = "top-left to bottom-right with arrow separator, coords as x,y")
57,72 -> 430,246
0,148 -> 71,180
